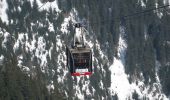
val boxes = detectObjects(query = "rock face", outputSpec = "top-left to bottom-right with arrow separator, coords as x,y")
0,0 -> 170,99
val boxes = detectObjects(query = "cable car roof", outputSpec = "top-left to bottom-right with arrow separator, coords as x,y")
69,48 -> 91,53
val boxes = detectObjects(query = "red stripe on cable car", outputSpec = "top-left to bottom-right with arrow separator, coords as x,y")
71,72 -> 92,76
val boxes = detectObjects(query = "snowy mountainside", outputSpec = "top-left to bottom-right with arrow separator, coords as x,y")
1,0 -> 170,100
110,25 -> 168,99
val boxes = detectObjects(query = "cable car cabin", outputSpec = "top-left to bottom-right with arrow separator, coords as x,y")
66,45 -> 92,76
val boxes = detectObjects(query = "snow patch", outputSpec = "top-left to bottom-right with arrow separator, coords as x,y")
35,36 -> 48,71
74,77 -> 84,99
18,6 -> 21,12
57,52 -> 68,83
82,78 -> 91,96
163,0 -> 170,5
71,76 -> 92,100
95,41 -> 105,59
138,0 -> 146,7
17,55 -> 30,75
167,41 -> 170,45
25,35 -> 37,52
0,30 -> 3,38
60,8 -> 78,34
22,66 -> 30,72
144,25 -> 148,40
47,81 -> 54,92
56,42 -> 69,84
17,55 -> 23,67
61,16 -> 71,34
56,35 -> 62,47
2,31 -> 10,49
0,0 -> 8,24
48,43 -> 54,59
48,23 -> 55,32
0,55 -> 4,65
14,33 -> 49,73
155,3 -> 163,18
110,57 -> 132,99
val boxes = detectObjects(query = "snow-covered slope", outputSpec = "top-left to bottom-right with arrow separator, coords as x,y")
0,0 -> 170,99
110,25 -> 168,100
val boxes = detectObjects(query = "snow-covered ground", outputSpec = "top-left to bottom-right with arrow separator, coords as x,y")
110,26 -> 131,99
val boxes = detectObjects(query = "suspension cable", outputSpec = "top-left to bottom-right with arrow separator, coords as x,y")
10,0 -> 50,20
25,1 -> 48,20
89,4 -> 170,25
121,4 -> 170,19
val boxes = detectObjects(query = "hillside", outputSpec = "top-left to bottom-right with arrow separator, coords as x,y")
0,0 -> 170,99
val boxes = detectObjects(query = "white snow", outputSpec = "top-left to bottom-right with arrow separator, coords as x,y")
48,23 -> 55,32
56,37 -> 69,83
153,50 -> 169,100
35,36 -> 48,69
110,57 -> 132,100
144,25 -> 148,40
163,0 -> 170,5
60,8 -> 78,34
0,0 -> 8,24
18,6 -> 21,12
51,69 -> 55,76
155,3 -> 163,18
117,26 -> 127,63
82,80 -> 91,95
25,35 -> 37,52
17,55 -> 30,74
87,40 -> 93,48
22,66 -> 30,72
0,55 -> 4,65
61,16 -> 71,34
13,39 -> 20,52
0,30 -> 3,38
56,35 -> 63,52
13,32 -> 49,73
74,77 -> 84,99
56,51 -> 68,83
17,55 -> 23,67
56,35 -> 62,48
48,43 -> 54,59
138,0 -> 146,7
17,33 -> 25,44
95,41 -> 105,59
47,81 -> 54,92
100,80 -> 104,89
2,31 -> 10,49
71,76 -> 92,100
167,41 -> 170,45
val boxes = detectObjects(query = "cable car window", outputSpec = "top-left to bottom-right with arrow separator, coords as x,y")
73,53 -> 90,69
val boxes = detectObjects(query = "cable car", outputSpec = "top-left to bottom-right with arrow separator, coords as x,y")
66,23 -> 93,76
